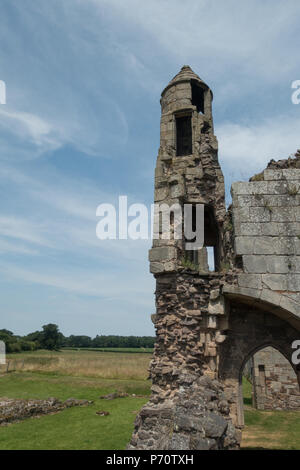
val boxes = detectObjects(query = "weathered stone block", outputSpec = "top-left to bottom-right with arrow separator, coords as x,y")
207,315 -> 217,329
253,237 -> 279,255
149,262 -> 165,274
239,223 -> 262,236
263,169 -> 283,181
170,183 -> 185,198
203,412 -> 228,438
149,247 -> 176,262
155,187 -> 168,202
233,207 -> 250,223
271,207 -> 296,223
235,237 -> 255,255
243,255 -> 266,273
238,274 -> 262,289
261,274 -> 287,291
266,256 -> 290,274
282,169 -> 300,180
249,206 -> 271,223
210,289 -> 220,301
208,296 -> 225,315
287,274 -> 300,291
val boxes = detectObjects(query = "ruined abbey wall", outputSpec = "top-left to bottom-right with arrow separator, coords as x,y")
232,168 -> 300,327
250,346 -> 300,411
128,66 -> 300,451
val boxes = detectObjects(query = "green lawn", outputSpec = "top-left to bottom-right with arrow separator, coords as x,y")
0,372 -> 150,450
0,365 -> 299,450
241,377 -> 300,450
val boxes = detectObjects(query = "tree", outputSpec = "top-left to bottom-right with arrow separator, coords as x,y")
40,324 -> 61,350
0,329 -> 14,337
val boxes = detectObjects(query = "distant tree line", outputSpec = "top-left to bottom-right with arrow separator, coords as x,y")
0,324 -> 155,352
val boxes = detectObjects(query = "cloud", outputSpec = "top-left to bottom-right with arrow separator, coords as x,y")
0,1 -> 130,161
217,115 -> 300,181
0,261 -> 152,308
86,0 -> 300,84
0,108 -> 65,160
0,238 -> 38,255
0,216 -> 51,248
0,162 -> 152,266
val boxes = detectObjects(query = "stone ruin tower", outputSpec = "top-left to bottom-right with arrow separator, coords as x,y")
128,66 -> 300,450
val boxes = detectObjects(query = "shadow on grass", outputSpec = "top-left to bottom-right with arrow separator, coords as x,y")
241,447 -> 271,450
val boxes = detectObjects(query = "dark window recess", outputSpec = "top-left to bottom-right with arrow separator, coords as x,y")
176,116 -> 192,156
204,206 -> 220,271
185,204 -> 198,265
201,121 -> 210,134
235,255 -> 243,269
184,204 -> 220,272
258,364 -> 266,393
191,82 -> 205,114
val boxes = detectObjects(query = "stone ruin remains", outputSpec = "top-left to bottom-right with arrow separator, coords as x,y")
0,397 -> 93,426
247,346 -> 300,411
128,66 -> 300,450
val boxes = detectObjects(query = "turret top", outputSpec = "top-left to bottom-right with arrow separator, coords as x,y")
161,65 -> 210,97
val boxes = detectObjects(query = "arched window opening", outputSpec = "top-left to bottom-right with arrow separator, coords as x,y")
191,81 -> 205,114
176,115 -> 192,156
184,204 -> 220,272
203,205 -> 219,272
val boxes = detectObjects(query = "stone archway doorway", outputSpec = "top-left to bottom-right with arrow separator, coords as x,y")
219,299 -> 300,437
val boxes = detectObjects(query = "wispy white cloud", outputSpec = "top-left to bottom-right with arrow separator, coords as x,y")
87,0 -> 300,84
0,216 -> 52,248
0,261 -> 152,308
0,108 -> 65,159
0,238 -> 39,255
0,162 -> 151,264
0,108 -> 60,147
217,115 -> 300,180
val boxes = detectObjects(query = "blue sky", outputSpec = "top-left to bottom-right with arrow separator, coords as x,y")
0,0 -> 299,336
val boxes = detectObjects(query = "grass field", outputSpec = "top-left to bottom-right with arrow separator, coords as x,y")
2,349 -> 151,380
0,350 -> 299,450
63,347 -> 153,353
241,377 -> 300,450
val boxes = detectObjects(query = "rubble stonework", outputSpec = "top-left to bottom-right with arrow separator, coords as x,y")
128,66 -> 300,450
250,346 -> 300,411
0,397 -> 93,425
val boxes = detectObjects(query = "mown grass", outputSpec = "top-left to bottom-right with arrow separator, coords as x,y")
0,372 -> 150,450
241,377 -> 300,450
242,376 -> 253,406
242,409 -> 300,450
0,352 -> 299,450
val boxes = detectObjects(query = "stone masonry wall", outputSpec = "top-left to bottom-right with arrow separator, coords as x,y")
219,303 -> 300,426
128,271 -> 240,450
231,168 -> 300,319
252,346 -> 300,410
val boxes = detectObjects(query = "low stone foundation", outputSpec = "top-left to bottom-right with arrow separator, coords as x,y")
0,397 -> 93,425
